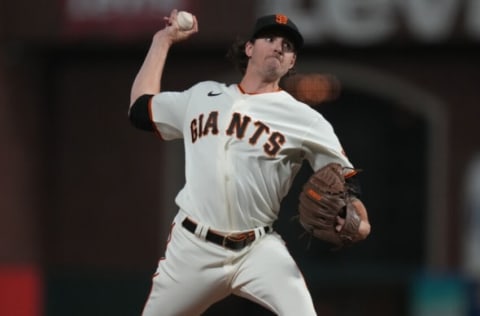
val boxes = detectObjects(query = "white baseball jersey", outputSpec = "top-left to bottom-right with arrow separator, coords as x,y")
149,80 -> 352,231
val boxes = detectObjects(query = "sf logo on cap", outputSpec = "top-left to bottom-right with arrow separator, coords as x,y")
275,14 -> 288,25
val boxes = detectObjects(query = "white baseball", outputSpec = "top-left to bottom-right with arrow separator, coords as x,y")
177,11 -> 194,31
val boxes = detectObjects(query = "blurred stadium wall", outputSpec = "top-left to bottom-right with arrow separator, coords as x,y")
1,0 -> 479,315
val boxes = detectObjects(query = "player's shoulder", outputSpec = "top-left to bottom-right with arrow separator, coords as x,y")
188,81 -> 238,98
280,90 -> 321,114
279,90 -> 335,128
190,80 -> 228,91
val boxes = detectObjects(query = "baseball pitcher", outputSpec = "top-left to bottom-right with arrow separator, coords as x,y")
129,9 -> 371,316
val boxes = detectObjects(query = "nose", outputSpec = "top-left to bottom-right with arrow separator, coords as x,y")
272,38 -> 284,54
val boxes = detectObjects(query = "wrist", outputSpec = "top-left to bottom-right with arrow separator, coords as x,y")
358,220 -> 371,239
153,29 -> 175,47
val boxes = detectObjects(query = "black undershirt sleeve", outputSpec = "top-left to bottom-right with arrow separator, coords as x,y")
129,94 -> 155,131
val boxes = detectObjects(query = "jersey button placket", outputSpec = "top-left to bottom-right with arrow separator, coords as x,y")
223,98 -> 246,229
223,135 -> 234,228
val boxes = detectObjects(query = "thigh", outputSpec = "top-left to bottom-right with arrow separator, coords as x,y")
142,216 -> 230,316
232,233 -> 317,316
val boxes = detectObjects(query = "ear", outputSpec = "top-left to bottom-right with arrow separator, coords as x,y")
288,54 -> 297,70
245,40 -> 254,57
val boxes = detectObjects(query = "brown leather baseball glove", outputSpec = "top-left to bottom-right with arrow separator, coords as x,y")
298,163 -> 361,248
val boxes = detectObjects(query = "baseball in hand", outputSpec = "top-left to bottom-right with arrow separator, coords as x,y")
177,11 -> 194,31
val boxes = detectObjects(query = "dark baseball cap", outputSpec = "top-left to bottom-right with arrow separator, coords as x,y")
250,14 -> 304,50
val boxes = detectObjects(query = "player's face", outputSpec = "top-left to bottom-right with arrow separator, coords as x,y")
245,34 -> 297,81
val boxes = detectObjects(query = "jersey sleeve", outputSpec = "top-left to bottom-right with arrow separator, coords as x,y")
149,88 -> 192,140
302,115 -> 353,172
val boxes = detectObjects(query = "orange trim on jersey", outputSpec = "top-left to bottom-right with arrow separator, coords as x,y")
237,84 -> 282,95
344,170 -> 358,179
147,96 -> 164,141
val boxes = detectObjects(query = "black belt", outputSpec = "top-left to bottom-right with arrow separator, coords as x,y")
182,217 -> 271,251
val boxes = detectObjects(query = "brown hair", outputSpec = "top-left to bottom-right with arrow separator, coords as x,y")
225,37 -> 250,75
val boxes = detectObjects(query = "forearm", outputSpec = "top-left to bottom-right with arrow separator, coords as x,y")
130,31 -> 172,107
129,9 -> 198,107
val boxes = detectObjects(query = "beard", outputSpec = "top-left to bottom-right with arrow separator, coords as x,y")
262,57 -> 287,81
